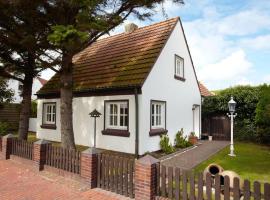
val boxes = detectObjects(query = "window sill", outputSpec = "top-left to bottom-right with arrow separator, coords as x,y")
102,129 -> 130,137
174,75 -> 186,82
149,128 -> 168,136
40,124 -> 57,130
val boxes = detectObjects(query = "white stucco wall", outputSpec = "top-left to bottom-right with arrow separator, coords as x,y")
37,95 -> 136,154
28,118 -> 37,132
138,21 -> 201,155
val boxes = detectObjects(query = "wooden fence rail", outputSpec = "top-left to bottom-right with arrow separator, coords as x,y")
97,153 -> 135,198
10,138 -> 33,160
44,145 -> 81,174
157,165 -> 270,200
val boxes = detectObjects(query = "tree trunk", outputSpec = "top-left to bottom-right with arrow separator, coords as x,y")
18,74 -> 33,140
60,54 -> 76,150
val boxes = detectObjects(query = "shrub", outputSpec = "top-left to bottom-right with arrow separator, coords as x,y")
0,121 -> 9,136
160,134 -> 175,154
174,129 -> 193,148
255,85 -> 270,144
235,119 -> 256,141
203,85 -> 262,142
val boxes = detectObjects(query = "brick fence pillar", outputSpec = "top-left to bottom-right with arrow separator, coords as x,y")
135,155 -> 160,200
33,140 -> 51,171
0,134 -> 15,160
80,147 -> 101,188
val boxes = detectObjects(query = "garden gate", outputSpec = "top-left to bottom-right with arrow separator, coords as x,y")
202,115 -> 230,140
97,153 -> 135,198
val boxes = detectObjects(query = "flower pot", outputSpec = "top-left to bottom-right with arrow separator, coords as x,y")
208,136 -> 213,141
188,136 -> 198,145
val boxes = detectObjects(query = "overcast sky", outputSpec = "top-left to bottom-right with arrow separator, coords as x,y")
41,0 -> 270,90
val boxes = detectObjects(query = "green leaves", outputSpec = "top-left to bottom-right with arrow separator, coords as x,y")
255,85 -> 270,126
48,25 -> 88,52
203,85 -> 270,144
0,78 -> 14,103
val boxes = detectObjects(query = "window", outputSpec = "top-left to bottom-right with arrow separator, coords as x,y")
175,55 -> 184,80
42,103 -> 56,126
106,101 -> 128,130
150,100 -> 166,130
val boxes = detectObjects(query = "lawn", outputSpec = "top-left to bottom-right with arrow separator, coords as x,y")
194,142 -> 270,183
14,132 -> 89,152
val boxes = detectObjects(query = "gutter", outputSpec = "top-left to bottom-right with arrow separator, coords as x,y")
134,87 -> 139,159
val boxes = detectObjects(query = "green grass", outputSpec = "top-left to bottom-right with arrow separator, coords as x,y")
194,142 -> 270,183
14,132 -> 89,152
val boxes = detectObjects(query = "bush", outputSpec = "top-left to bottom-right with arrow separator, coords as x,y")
160,134 -> 175,154
174,128 -> 192,148
0,121 -> 9,136
255,85 -> 270,144
235,119 -> 257,141
203,85 -> 262,142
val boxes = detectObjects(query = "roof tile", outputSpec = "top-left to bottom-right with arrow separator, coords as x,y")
38,17 -> 179,95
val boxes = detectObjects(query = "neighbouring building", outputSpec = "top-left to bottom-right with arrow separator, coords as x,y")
8,77 -> 47,103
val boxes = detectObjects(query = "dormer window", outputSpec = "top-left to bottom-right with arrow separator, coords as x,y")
175,55 -> 185,81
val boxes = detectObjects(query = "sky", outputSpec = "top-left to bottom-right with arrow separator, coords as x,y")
41,0 -> 270,90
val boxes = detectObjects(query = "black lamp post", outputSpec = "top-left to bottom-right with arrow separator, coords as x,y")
89,109 -> 101,148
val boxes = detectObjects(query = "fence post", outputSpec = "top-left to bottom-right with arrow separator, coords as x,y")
0,134 -> 14,160
33,139 -> 51,171
135,155 -> 160,200
80,147 -> 101,188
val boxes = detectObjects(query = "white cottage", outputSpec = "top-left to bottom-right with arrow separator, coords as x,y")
36,17 -> 201,155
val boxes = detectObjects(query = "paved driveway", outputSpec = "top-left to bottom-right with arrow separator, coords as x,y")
0,159 -> 130,200
161,140 -> 229,169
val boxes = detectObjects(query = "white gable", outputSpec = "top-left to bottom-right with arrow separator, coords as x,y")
138,19 -> 201,154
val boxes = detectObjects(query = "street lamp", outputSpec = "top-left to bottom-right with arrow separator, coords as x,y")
89,109 -> 102,148
227,96 -> 237,156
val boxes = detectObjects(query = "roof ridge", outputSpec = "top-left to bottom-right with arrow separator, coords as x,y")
95,17 -> 179,43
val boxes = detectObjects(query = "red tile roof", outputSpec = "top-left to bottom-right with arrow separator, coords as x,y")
37,77 -> 47,86
199,82 -> 213,97
38,17 -> 179,95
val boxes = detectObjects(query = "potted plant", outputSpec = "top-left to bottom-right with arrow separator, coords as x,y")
188,132 -> 198,145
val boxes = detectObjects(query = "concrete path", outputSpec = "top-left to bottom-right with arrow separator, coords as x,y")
0,159 -> 130,200
161,140 -> 229,169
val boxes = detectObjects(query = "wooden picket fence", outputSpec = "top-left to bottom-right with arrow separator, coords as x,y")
10,138 -> 33,160
157,165 -> 270,200
0,136 -> 2,152
97,153 -> 135,198
44,145 -> 81,174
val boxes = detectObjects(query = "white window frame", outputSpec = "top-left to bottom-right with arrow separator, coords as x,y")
105,100 -> 128,130
43,102 -> 56,125
175,55 -> 184,78
151,100 -> 166,129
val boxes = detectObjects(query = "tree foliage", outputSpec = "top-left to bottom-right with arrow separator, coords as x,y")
255,85 -> 270,144
202,85 -> 270,143
43,0 -> 184,149
0,0 -> 60,140
203,85 -> 261,121
202,85 -> 261,141
47,0 -> 183,51
0,0 -> 184,148
0,78 -> 13,103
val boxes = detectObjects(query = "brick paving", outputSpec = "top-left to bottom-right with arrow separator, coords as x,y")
161,140 -> 229,169
0,159 -> 131,200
